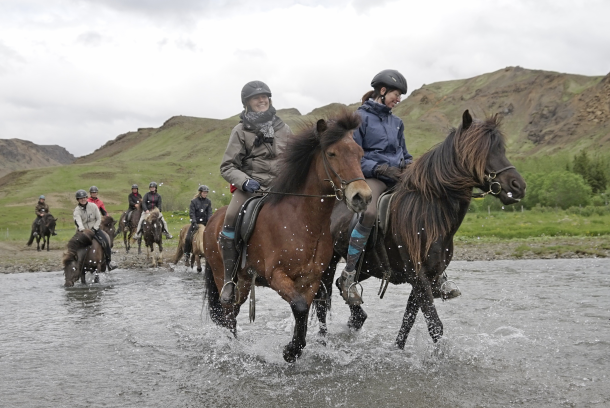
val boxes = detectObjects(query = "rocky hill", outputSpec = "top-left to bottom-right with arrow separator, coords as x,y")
0,139 -> 75,178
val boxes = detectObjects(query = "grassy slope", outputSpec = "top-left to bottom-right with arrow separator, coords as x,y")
2,67 -> 609,246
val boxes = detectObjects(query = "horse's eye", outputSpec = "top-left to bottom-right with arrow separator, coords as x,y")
327,152 -> 336,158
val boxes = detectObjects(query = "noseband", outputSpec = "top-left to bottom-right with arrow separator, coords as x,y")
472,165 -> 515,198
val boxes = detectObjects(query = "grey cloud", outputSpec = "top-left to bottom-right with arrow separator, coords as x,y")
76,31 -> 104,47
234,48 -> 267,59
0,41 -> 26,75
175,38 -> 197,51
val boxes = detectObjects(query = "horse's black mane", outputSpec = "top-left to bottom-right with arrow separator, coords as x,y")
392,114 -> 506,268
267,110 -> 361,206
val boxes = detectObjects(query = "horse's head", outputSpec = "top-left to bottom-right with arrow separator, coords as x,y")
457,110 -> 526,204
100,215 -> 117,245
316,115 -> 372,213
267,110 -> 371,213
44,214 -> 57,235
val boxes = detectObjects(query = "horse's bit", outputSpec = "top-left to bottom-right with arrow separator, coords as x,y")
473,165 -> 515,198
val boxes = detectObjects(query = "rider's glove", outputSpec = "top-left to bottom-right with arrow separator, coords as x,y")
374,164 -> 402,182
242,179 -> 261,193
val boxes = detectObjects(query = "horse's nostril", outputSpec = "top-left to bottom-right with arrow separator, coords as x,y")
511,178 -> 522,191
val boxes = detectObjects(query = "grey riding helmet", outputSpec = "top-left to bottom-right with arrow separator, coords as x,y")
89,186 -> 99,193
75,189 -> 88,199
39,195 -> 45,200
198,185 -> 209,192
132,184 -> 138,189
371,69 -> 408,94
241,81 -> 272,105
149,182 -> 157,188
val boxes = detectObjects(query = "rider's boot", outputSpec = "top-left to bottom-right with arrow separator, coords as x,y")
218,228 -> 238,305
337,222 -> 372,306
184,252 -> 191,263
52,231 -> 57,236
163,230 -> 173,239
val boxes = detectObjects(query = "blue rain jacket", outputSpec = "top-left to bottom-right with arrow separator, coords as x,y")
353,100 -> 413,185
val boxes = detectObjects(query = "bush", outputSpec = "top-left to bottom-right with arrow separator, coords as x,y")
523,171 -> 591,209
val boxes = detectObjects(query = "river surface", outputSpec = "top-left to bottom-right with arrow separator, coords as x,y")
1,259 -> 609,408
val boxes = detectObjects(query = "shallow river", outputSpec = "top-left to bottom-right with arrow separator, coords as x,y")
1,259 -> 609,407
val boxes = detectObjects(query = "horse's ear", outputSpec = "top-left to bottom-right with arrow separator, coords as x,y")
316,119 -> 327,136
462,110 -> 472,131
54,217 -> 58,221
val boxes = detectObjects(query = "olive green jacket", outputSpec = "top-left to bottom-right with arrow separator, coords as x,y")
219,119 -> 291,191
35,202 -> 49,217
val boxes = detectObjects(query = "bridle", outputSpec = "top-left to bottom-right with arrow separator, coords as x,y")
321,150 -> 365,200
472,165 -> 515,198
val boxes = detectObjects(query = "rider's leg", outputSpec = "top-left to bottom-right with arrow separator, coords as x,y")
95,230 -> 116,271
338,178 -> 386,305
219,189 -> 252,305
33,216 -> 42,236
159,213 -> 172,239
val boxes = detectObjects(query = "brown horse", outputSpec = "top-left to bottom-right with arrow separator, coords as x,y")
118,203 -> 142,253
173,224 -> 205,272
63,215 -> 117,287
27,213 -> 57,251
314,110 -> 527,348
203,111 -> 372,362
142,208 -> 163,267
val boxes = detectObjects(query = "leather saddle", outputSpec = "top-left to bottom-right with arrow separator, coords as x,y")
234,195 -> 267,251
348,190 -> 395,249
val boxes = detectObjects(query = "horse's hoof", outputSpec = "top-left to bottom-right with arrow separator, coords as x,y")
316,337 -> 327,347
283,343 -> 302,363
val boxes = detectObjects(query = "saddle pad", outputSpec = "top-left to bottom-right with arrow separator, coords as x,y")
235,195 -> 267,246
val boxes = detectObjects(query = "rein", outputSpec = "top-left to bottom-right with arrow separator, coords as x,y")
257,147 -> 365,201
472,165 -> 515,198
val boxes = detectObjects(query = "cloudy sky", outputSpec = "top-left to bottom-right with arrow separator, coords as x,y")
1,0 -> 609,156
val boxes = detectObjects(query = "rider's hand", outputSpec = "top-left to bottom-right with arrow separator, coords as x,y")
78,228 -> 85,232
146,210 -> 150,214
242,179 -> 261,193
375,164 -> 402,182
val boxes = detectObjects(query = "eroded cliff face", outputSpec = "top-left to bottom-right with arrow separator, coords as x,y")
0,139 -> 75,178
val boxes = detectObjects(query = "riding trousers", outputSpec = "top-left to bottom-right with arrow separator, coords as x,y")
222,189 -> 255,229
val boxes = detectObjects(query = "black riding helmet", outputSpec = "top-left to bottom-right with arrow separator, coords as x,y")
198,185 -> 209,192
149,182 -> 157,188
241,81 -> 272,106
89,186 -> 99,193
371,69 -> 408,94
75,189 -> 88,199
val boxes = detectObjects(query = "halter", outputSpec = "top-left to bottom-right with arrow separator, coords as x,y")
321,150 -> 366,200
472,165 -> 516,198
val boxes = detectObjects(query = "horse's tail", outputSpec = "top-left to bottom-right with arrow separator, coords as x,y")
173,225 -> 189,264
203,262 -> 225,326
63,230 -> 94,283
117,212 -> 126,234
195,225 -> 205,255
26,232 -> 34,246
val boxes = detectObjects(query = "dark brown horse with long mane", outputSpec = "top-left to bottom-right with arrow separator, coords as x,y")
118,203 -> 142,253
63,215 -> 117,287
203,111 -> 372,362
315,110 -> 526,348
27,213 -> 57,251
142,208 -> 163,267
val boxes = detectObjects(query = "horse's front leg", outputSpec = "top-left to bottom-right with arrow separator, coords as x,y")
395,287 -> 419,349
196,255 -> 202,273
124,231 -> 130,253
284,295 -> 310,363
315,252 -> 340,338
46,235 -> 50,251
36,236 -> 41,251
417,280 -> 443,343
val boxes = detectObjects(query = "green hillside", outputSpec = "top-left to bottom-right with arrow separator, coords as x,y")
1,66 -> 609,243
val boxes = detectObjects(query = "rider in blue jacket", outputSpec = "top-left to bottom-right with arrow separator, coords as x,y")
338,69 -> 412,305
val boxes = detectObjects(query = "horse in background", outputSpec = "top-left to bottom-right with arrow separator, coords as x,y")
204,111 -> 372,362
142,208 -> 163,267
63,215 -> 117,287
27,213 -> 58,252
314,110 -> 527,348
173,224 -> 205,272
118,203 -> 142,253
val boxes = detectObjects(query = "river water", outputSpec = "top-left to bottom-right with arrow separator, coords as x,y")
1,259 -> 608,408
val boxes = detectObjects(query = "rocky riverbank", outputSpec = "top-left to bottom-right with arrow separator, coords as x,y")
2,235 -> 609,274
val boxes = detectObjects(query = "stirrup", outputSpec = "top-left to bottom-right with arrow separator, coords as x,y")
220,281 -> 236,305
440,279 -> 461,300
184,253 -> 191,263
339,270 -> 364,306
